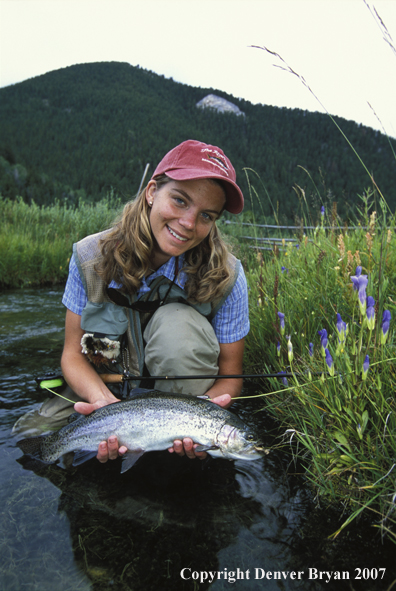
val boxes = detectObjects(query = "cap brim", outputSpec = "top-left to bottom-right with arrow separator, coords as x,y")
162,168 -> 244,214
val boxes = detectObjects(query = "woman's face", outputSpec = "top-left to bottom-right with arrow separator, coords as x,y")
146,178 -> 226,268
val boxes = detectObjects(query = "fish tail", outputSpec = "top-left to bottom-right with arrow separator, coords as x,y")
17,435 -> 47,461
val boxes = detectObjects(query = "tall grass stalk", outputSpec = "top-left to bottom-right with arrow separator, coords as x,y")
251,43 -> 395,217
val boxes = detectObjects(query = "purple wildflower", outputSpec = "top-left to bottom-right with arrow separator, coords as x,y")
362,354 -> 370,380
281,266 -> 289,274
325,348 -> 335,376
358,276 -> 368,314
278,311 -> 285,335
366,297 -> 375,330
309,342 -> 314,357
277,341 -> 281,357
381,310 -> 392,344
280,371 -> 288,387
336,313 -> 347,343
350,273 -> 368,314
320,206 -> 325,217
350,267 -> 364,292
318,329 -> 328,356
286,335 -> 293,362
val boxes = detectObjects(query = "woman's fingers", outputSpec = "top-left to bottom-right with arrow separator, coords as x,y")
96,437 -> 127,462
169,438 -> 207,460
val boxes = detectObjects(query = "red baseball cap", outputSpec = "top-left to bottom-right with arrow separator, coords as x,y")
151,139 -> 244,214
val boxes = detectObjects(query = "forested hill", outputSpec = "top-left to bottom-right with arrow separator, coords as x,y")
0,61 -> 395,222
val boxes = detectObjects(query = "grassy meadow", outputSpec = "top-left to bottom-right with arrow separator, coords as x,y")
0,189 -> 395,541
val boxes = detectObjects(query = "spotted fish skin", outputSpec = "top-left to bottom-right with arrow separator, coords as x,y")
17,391 -> 264,472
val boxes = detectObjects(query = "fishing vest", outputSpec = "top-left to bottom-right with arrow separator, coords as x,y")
73,230 -> 240,388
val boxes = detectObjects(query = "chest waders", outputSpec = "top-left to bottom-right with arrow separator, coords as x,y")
74,230 -> 240,397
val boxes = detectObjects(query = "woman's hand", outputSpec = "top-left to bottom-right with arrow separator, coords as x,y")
96,435 -> 128,463
74,399 -> 128,463
169,339 -> 246,460
168,393 -> 232,460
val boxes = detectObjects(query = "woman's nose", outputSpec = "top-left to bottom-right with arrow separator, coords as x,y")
179,210 -> 197,230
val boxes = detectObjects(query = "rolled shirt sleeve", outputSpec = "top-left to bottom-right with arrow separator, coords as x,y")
211,263 -> 250,344
62,254 -> 87,315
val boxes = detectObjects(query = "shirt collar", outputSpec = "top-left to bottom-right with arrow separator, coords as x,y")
109,255 -> 187,293
146,255 -> 186,289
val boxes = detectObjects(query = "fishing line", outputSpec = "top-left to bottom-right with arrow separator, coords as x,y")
41,385 -> 75,404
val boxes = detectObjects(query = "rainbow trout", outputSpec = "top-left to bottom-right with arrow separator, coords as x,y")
17,391 -> 264,472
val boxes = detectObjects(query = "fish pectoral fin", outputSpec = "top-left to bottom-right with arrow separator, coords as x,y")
72,450 -> 98,466
120,449 -> 145,473
194,444 -> 219,452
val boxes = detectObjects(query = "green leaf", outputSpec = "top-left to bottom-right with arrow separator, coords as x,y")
333,431 -> 352,452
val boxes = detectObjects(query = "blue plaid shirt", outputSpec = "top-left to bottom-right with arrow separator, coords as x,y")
62,254 -> 249,344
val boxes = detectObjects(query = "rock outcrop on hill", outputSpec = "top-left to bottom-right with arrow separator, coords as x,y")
196,94 -> 245,117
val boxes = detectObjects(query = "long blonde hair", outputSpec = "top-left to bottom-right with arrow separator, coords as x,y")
96,176 -> 234,303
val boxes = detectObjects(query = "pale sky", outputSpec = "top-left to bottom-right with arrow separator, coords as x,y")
1,0 -> 396,137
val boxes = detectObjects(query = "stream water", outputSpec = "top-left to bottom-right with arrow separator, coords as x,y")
0,288 -> 395,591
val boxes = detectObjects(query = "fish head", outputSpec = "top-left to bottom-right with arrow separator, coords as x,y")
217,424 -> 266,461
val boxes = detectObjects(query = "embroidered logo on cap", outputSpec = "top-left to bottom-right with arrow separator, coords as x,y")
201,148 -> 230,177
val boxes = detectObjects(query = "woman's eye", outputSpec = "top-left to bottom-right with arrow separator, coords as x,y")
201,212 -> 213,222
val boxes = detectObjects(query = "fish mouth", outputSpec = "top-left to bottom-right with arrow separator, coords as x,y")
240,441 -> 269,459
253,444 -> 269,456
228,446 -> 265,461
229,442 -> 268,461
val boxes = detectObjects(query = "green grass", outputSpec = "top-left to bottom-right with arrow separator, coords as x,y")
0,195 -> 122,288
241,192 -> 396,541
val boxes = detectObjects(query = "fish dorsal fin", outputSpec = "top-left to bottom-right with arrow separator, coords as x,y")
120,449 -> 145,473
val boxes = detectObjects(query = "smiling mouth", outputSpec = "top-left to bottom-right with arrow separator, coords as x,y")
167,225 -> 188,242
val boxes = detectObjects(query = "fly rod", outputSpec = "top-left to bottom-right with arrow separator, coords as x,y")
98,372 -> 298,383
36,371 -> 307,391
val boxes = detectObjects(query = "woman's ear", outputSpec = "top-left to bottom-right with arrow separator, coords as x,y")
146,180 -> 156,207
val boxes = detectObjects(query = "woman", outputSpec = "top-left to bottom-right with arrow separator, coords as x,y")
61,139 -> 250,462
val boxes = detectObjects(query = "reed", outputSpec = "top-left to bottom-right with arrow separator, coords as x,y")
243,191 -> 396,540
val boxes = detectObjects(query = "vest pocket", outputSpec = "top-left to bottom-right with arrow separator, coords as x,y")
81,301 -> 129,340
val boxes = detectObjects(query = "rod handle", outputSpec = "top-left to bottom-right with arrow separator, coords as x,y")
99,374 -> 124,384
